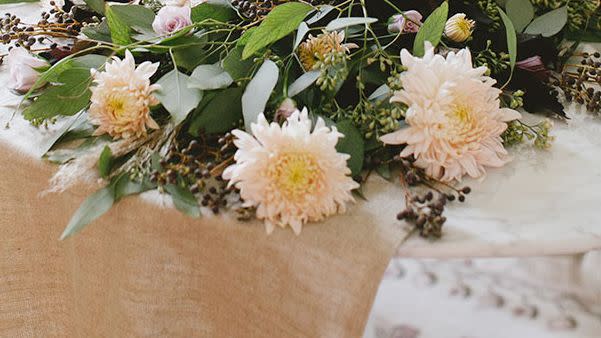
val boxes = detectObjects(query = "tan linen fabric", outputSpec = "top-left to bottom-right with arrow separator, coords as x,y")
0,144 -> 404,337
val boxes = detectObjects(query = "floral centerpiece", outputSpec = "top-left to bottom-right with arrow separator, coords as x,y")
0,0 -> 599,239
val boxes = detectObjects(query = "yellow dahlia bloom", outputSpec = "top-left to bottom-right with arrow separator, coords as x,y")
298,31 -> 357,71
445,13 -> 475,43
89,50 -> 160,139
223,109 -> 359,235
381,43 -> 521,182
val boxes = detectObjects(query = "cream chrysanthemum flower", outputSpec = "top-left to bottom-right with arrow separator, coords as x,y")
89,50 -> 160,139
381,43 -> 521,182
223,109 -> 359,235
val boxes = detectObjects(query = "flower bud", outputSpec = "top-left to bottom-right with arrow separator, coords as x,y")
444,13 -> 475,43
6,47 -> 49,93
387,10 -> 423,34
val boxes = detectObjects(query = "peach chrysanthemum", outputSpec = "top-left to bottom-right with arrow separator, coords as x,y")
381,43 -> 521,182
298,31 -> 357,71
89,50 -> 160,139
222,109 -> 359,235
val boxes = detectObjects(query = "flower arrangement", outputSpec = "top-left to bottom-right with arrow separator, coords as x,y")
0,0 -> 598,239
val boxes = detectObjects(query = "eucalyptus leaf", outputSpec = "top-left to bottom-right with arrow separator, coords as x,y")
499,8 -> 517,72
242,2 -> 312,59
524,6 -> 567,37
242,60 -> 279,130
294,22 -> 310,50
368,84 -> 391,101
287,71 -> 320,97
164,184 -> 201,218
189,87 -> 244,135
98,145 -> 113,178
335,120 -> 364,177
306,5 -> 335,25
114,175 -> 148,200
413,1 -> 448,57
222,46 -> 254,80
60,186 -> 115,240
505,0 -> 534,33
325,17 -> 378,31
38,112 -> 88,157
155,69 -> 203,124
188,64 -> 234,90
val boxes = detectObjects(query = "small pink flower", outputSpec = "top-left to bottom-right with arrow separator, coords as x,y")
388,10 -> 423,34
6,47 -> 49,93
152,5 -> 192,35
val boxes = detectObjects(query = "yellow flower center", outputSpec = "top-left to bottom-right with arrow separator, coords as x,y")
446,104 -> 480,149
108,96 -> 127,118
268,152 -> 323,200
451,105 -> 472,124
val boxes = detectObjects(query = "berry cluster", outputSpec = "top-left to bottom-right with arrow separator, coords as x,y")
394,156 -> 471,239
0,1 -> 83,64
150,133 -> 241,216
231,0 -> 333,21
554,52 -> 601,114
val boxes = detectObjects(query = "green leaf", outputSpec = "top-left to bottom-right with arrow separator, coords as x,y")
114,175 -> 148,200
413,1 -> 448,57
105,4 -> 132,45
164,184 -> 201,218
524,6 -> 568,37
155,69 -> 204,125
173,44 -> 208,71
85,0 -> 105,14
325,17 -> 378,31
237,27 -> 257,47
375,163 -> 392,181
191,2 -> 235,23
98,145 -> 113,178
287,70 -> 320,97
38,112 -> 88,157
242,60 -> 279,130
242,2 -> 312,59
82,20 -> 112,42
335,120 -> 365,177
498,8 -> 517,72
60,186 -> 115,240
23,68 -> 93,121
189,87 -> 243,135
188,64 -> 233,90
110,4 -> 155,34
505,0 -> 534,33
222,46 -> 254,80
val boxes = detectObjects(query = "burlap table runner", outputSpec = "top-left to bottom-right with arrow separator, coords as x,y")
0,143 -> 404,337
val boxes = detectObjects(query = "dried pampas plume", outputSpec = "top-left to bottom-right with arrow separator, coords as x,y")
43,132 -> 159,194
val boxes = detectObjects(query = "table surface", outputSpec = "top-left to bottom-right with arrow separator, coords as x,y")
2,3 -> 601,259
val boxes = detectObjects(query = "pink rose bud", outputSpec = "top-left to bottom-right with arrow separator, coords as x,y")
152,5 -> 192,35
516,55 -> 549,81
387,10 -> 423,34
6,47 -> 49,93
274,98 -> 297,122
